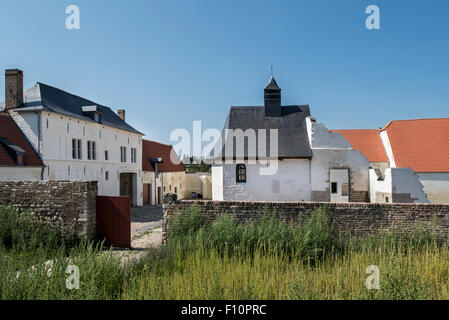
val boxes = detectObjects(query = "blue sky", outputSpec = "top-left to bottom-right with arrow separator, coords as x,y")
0,0 -> 448,147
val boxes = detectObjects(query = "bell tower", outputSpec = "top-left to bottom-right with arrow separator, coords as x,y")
264,76 -> 281,117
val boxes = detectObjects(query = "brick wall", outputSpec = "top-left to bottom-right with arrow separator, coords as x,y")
163,200 -> 449,241
0,180 -> 97,238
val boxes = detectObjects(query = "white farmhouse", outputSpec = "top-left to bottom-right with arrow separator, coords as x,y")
1,69 -> 144,206
210,76 -> 370,202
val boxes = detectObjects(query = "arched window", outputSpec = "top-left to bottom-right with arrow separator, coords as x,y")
236,164 -> 246,183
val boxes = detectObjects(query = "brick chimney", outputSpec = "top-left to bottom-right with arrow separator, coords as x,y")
117,109 -> 126,121
5,69 -> 24,111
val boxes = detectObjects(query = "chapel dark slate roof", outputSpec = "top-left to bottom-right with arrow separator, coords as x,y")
212,105 -> 313,159
3,83 -> 143,135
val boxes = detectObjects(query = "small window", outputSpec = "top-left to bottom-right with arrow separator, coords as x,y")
105,150 -> 109,161
77,140 -> 82,159
236,164 -> 246,183
120,146 -> 127,163
175,187 -> 177,194
386,196 -> 389,203
46,119 -> 49,129
72,139 -> 82,159
341,183 -> 349,197
331,182 -> 338,194
72,139 -> 77,159
131,148 -> 137,163
105,171 -> 109,181
87,141 -> 96,160
169,185 -> 172,191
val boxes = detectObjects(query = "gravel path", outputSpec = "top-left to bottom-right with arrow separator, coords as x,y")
113,206 -> 164,266
131,205 -> 164,249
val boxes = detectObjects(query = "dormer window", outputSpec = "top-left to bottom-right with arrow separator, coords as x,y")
82,105 -> 103,123
0,138 -> 26,165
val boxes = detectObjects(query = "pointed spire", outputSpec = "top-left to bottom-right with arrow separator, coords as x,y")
265,75 -> 280,90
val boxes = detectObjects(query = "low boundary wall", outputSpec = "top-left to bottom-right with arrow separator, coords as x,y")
0,180 -> 97,238
163,200 -> 449,241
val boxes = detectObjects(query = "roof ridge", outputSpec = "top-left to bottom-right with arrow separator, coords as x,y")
330,129 -> 380,132
143,139 -> 172,148
37,82 -> 107,108
381,117 -> 449,131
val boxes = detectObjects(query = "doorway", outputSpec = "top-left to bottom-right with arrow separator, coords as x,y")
120,173 -> 137,206
330,169 -> 349,202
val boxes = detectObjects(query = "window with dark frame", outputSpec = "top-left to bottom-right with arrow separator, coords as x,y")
331,182 -> 338,194
92,141 -> 96,160
77,140 -> 82,159
72,139 -> 76,159
87,141 -> 96,160
236,164 -> 246,183
105,150 -> 109,161
72,139 -> 82,159
120,146 -> 127,163
131,148 -> 137,163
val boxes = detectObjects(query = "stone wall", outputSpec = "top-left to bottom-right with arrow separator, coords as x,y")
0,180 -> 97,238
163,200 -> 449,241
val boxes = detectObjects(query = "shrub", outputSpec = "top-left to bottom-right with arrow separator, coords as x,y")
166,205 -> 210,239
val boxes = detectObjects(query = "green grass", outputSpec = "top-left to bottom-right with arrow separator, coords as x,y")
1,205 -> 449,300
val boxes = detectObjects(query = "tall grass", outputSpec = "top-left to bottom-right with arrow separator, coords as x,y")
1,205 -> 449,300
165,206 -> 333,262
0,206 -> 80,253
0,206 -> 125,300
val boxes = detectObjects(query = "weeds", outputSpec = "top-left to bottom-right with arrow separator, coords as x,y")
1,205 -> 448,300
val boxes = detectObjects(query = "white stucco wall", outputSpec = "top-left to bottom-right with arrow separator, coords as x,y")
369,168 -> 392,203
370,168 -> 429,203
220,159 -> 311,201
307,118 -> 352,149
0,167 -> 42,181
417,172 -> 449,204
310,149 -> 369,196
212,165 -> 223,201
379,130 -> 396,168
306,118 -> 370,198
12,110 -> 143,206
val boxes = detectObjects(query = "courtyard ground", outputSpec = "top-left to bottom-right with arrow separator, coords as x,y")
113,205 -> 164,265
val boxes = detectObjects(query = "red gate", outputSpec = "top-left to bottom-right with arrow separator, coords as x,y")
96,196 -> 131,248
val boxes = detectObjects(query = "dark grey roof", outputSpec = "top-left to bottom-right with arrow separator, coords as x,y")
265,76 -> 280,90
13,83 -> 143,135
211,105 -> 312,159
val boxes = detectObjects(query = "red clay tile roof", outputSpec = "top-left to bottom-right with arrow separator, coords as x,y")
381,118 -> 449,173
0,113 -> 43,167
330,129 -> 389,162
142,139 -> 185,173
